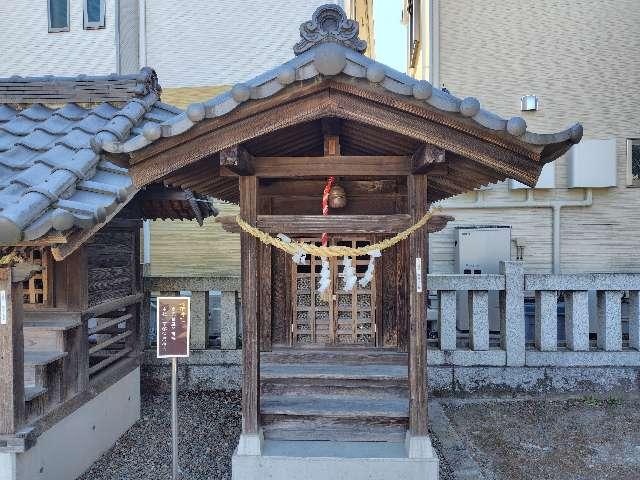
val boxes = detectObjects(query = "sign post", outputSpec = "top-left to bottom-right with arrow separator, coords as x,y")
157,297 -> 191,480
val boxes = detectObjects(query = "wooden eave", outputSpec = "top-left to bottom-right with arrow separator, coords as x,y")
127,78 -> 572,201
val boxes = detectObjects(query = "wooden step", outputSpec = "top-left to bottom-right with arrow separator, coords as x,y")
261,363 -> 408,398
24,351 -> 67,387
261,395 -> 408,442
23,311 -> 81,352
262,363 -> 407,380
24,385 -> 47,402
263,348 -> 407,365
24,351 -> 67,366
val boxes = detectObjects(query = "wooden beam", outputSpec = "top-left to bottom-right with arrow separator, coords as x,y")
253,155 -> 410,177
0,268 -> 25,435
220,146 -> 254,176
407,174 -> 428,436
411,144 -> 446,175
256,214 -> 412,234
239,176 -> 260,434
322,118 -> 341,156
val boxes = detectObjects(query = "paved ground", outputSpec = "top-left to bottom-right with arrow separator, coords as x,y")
79,391 -> 640,480
441,394 -> 640,480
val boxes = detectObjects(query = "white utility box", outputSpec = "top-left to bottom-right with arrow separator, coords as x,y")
455,225 -> 511,332
510,161 -> 556,189
567,138 -> 617,188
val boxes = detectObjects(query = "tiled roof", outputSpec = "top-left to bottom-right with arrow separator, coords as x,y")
0,86 -> 182,244
95,5 -> 582,157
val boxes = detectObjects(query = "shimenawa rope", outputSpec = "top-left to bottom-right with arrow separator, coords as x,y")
235,207 -> 440,258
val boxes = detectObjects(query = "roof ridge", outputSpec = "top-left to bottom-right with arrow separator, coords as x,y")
0,67 -> 161,105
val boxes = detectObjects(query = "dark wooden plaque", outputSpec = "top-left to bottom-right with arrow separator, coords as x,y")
157,297 -> 191,358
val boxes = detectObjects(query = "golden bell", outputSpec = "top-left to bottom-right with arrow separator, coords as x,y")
328,184 -> 347,209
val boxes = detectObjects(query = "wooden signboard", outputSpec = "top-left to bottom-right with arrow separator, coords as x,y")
156,297 -> 191,358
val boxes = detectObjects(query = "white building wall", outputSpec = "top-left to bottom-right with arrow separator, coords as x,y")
143,0 -> 345,87
0,0 -> 119,77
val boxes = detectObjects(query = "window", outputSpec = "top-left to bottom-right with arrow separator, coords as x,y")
48,0 -> 69,32
84,0 -> 105,29
628,139 -> 640,187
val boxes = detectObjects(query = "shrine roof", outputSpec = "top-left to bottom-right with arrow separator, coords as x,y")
94,5 -> 581,161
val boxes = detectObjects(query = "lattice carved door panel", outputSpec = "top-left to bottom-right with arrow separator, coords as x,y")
292,237 -> 376,346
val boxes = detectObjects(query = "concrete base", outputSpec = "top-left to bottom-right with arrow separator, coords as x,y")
0,368 -> 141,480
232,439 -> 439,480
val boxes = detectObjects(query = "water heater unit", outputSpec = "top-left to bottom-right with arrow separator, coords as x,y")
455,225 -> 511,332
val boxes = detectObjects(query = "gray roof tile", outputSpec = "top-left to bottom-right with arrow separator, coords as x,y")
0,94 -> 157,244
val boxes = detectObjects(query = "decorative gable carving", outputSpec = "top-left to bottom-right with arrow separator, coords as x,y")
294,4 -> 367,55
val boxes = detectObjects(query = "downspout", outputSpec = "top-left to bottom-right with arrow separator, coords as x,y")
139,0 -> 147,68
428,0 -> 440,86
143,220 -> 151,265
438,188 -> 593,274
114,0 -> 121,74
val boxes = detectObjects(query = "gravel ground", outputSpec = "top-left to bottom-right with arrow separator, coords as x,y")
442,394 -> 640,480
79,391 -> 453,480
79,391 -> 242,480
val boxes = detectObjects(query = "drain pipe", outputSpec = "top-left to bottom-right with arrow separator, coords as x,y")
437,188 -> 593,274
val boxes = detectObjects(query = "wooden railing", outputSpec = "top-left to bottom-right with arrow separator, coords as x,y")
83,294 -> 142,378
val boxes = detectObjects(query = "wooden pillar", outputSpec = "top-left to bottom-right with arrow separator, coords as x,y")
240,176 -> 260,435
0,267 -> 25,435
407,174 -> 428,437
259,196 -> 272,352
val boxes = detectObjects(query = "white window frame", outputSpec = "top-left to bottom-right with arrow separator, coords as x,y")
627,139 -> 640,187
84,0 -> 106,29
48,0 -> 70,33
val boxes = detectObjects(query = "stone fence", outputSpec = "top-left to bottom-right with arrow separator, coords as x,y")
429,261 -> 640,369
144,276 -> 241,350
142,264 -> 640,395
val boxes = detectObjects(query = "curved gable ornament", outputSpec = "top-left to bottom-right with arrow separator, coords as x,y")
294,4 -> 367,55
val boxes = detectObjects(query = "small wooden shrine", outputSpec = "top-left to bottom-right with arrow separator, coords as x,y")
118,5 -> 580,478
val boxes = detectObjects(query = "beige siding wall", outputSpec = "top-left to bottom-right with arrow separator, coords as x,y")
432,0 -> 640,274
149,202 -> 240,277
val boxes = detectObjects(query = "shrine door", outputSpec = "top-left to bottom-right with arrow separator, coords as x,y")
291,237 -> 376,346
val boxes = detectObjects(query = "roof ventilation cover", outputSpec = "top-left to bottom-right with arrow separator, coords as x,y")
520,95 -> 539,111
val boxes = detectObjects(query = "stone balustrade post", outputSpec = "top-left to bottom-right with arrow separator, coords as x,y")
468,290 -> 489,350
535,290 -> 558,351
438,290 -> 456,351
221,290 -> 239,350
564,290 -> 590,351
629,290 -> 640,351
596,290 -> 623,351
190,290 -> 210,350
500,261 -> 524,366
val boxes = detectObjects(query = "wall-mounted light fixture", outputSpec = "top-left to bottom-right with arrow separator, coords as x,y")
520,95 -> 539,111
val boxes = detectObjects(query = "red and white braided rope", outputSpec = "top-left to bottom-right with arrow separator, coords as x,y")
321,176 -> 335,247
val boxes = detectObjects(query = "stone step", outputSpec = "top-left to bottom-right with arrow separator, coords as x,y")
261,395 -> 408,442
233,440 -> 439,480
263,348 -> 407,366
